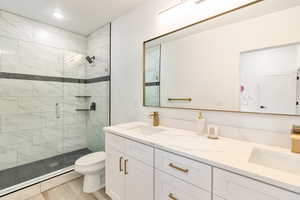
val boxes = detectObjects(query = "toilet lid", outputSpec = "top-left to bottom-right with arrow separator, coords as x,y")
75,152 -> 106,166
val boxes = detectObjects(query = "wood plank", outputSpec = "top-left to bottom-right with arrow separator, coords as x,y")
28,178 -> 111,200
28,194 -> 46,200
93,189 -> 111,200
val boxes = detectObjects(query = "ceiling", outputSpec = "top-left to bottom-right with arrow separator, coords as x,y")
0,0 -> 146,35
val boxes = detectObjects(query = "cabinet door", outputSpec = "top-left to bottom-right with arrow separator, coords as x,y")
106,146 -> 125,200
124,156 -> 154,200
214,168 -> 300,200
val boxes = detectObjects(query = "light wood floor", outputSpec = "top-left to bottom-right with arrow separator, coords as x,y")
28,178 -> 111,200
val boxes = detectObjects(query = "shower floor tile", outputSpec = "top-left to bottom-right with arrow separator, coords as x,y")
0,148 -> 92,191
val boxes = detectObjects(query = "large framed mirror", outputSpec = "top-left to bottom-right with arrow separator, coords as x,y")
143,0 -> 300,116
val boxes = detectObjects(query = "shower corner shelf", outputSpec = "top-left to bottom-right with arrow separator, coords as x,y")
76,103 -> 96,112
76,109 -> 91,111
75,96 -> 92,98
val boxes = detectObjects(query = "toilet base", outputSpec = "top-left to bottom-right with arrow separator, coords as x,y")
83,174 -> 103,193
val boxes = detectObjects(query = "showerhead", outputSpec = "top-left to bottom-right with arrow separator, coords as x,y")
86,56 -> 95,64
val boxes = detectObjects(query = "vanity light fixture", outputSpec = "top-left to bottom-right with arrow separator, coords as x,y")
53,9 -> 64,19
158,0 -> 207,15
194,0 -> 207,4
158,0 -> 188,15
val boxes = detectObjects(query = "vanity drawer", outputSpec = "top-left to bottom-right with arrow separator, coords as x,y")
125,138 -> 154,166
155,149 -> 211,191
213,195 -> 225,200
155,169 -> 210,200
213,168 -> 300,200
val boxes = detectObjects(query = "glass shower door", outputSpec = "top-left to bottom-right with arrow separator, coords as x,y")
0,14 -> 110,195
0,37 -> 91,193
0,37 -> 66,190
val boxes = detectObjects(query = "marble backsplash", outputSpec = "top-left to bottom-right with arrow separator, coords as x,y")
141,108 -> 294,149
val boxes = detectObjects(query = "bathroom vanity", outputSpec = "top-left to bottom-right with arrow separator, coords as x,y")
104,122 -> 300,200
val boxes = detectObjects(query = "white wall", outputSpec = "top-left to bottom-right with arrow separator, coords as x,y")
111,0 -> 300,148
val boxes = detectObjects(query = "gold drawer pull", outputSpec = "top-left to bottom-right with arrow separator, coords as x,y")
168,193 -> 178,200
169,163 -> 189,173
119,157 -> 123,172
124,159 -> 128,175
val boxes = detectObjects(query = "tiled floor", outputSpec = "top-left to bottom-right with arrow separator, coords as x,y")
0,149 -> 92,190
28,178 -> 111,200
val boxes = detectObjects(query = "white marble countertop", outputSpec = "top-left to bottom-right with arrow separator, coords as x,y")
104,122 -> 300,194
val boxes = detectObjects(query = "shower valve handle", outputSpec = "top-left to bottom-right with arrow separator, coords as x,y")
56,103 -> 60,119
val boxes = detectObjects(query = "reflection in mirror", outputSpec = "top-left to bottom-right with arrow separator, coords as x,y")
143,0 -> 300,115
144,45 -> 161,106
240,44 -> 300,115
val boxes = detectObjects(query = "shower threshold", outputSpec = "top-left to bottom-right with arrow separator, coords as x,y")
0,148 -> 92,197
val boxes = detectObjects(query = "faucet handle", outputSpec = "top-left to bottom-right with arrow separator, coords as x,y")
149,112 -> 158,117
291,125 -> 300,134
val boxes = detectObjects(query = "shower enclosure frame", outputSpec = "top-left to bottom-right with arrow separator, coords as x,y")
0,19 -> 112,197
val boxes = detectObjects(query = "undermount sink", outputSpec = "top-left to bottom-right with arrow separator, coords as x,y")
127,125 -> 166,135
249,147 -> 300,176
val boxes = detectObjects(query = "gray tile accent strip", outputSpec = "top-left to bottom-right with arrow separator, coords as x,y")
0,72 -> 110,84
0,72 -> 84,83
145,81 -> 160,86
85,76 -> 110,83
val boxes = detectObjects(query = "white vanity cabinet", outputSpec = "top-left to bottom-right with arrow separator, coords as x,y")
213,168 -> 299,200
105,130 -> 300,200
105,133 -> 154,200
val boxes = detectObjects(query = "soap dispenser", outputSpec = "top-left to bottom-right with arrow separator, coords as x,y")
196,112 -> 206,135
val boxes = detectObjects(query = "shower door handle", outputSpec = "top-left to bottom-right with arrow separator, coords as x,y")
56,103 -> 60,119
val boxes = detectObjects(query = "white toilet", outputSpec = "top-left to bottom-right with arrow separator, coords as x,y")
75,151 -> 106,193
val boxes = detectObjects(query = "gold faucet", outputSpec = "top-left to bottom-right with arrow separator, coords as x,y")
291,125 -> 300,153
150,112 -> 159,127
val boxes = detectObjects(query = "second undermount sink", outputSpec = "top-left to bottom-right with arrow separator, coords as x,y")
249,147 -> 300,176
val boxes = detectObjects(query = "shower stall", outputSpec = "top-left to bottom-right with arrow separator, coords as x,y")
0,11 -> 111,196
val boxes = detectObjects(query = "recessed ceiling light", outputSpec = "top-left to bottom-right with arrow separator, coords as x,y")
53,10 -> 64,19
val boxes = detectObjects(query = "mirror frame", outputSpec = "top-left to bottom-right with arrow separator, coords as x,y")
142,0 -> 300,117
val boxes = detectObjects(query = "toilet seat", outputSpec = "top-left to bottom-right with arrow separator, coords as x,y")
75,152 -> 106,166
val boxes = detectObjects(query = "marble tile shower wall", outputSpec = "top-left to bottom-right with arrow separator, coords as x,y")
0,11 -> 89,171
86,25 -> 110,152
